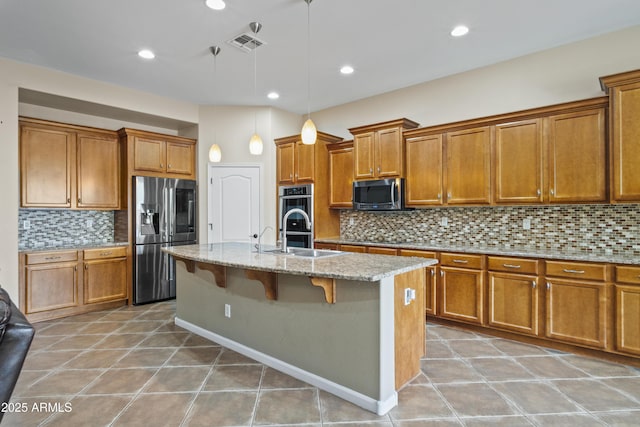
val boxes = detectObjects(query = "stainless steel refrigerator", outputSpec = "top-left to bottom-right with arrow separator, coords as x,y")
133,176 -> 197,304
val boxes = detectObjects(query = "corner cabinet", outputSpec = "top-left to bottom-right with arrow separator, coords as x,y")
119,129 -> 196,179
19,118 -> 120,209
327,140 -> 354,208
349,118 -> 419,180
600,70 -> 640,202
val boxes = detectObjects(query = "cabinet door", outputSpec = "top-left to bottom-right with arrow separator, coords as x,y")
376,127 -> 403,177
84,258 -> 127,304
610,81 -> 640,201
295,142 -> 315,182
547,109 -> 606,202
445,126 -> 492,204
166,142 -> 194,176
439,267 -> 484,324
277,142 -> 295,184
134,136 -> 166,172
329,145 -> 354,207
77,133 -> 120,209
354,132 -> 375,179
405,134 -> 444,205
545,279 -> 607,349
20,125 -> 73,208
25,262 -> 78,313
488,272 -> 539,335
615,284 -> 640,356
494,119 -> 543,203
399,249 -> 437,316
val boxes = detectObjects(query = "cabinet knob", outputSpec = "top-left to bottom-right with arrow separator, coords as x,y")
74,265 -> 78,271
160,163 -> 164,168
67,198 -> 71,203
168,164 -> 172,168
78,197 -> 81,203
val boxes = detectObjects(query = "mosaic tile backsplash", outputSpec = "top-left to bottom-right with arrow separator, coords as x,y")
19,209 -> 115,249
340,204 -> 640,256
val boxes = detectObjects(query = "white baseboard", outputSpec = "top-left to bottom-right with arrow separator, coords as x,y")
175,317 -> 397,416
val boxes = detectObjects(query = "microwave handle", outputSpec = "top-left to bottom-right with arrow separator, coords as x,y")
390,181 -> 396,206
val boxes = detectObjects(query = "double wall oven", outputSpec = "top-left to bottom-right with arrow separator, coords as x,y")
279,184 -> 313,249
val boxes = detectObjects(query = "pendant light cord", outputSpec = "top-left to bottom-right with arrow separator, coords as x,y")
306,1 -> 311,120
254,31 -> 258,133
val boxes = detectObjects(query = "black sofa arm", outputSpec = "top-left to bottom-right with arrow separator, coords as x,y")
0,287 -> 35,422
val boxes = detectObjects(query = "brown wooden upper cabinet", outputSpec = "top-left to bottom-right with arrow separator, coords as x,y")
405,134 -> 444,206
118,128 -> 196,180
445,126 -> 493,205
546,108 -> 606,203
349,118 -> 419,180
600,69 -> 640,202
494,119 -> 544,204
275,137 -> 315,184
327,140 -> 354,208
20,118 -> 120,209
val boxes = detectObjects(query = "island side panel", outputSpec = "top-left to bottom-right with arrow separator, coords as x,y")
394,268 -> 426,388
175,262 -> 384,400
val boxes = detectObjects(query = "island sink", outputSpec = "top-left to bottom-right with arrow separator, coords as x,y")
287,247 -> 345,258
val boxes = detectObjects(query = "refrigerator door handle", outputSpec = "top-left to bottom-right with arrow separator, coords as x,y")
169,186 -> 175,238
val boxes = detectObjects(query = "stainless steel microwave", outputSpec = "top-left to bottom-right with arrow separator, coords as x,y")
353,178 -> 405,211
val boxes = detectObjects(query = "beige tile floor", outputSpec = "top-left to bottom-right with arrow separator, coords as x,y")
4,300 -> 640,426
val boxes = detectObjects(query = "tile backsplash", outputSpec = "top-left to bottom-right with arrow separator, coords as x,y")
19,209 -> 115,249
340,204 -> 640,256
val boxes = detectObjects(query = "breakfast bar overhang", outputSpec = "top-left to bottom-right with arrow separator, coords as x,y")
163,243 -> 437,415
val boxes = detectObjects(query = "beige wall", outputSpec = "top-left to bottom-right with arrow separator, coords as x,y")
311,25 -> 640,139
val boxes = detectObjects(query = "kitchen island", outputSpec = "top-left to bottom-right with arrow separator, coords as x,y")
163,242 -> 436,415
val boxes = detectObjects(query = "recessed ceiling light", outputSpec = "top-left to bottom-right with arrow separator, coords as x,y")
340,65 -> 354,75
205,0 -> 226,10
267,92 -> 279,100
138,49 -> 155,59
450,25 -> 469,37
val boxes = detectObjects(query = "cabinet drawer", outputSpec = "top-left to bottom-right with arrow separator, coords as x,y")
488,256 -> 539,275
84,246 -> 127,260
368,246 -> 398,256
545,260 -> 606,281
615,266 -> 640,285
399,249 -> 437,259
441,253 -> 484,269
26,250 -> 78,265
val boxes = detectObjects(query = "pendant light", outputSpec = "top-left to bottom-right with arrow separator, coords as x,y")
300,0 -> 317,145
249,21 -> 264,155
208,46 -> 223,162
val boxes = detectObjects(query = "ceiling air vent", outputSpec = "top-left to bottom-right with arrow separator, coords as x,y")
227,32 -> 266,53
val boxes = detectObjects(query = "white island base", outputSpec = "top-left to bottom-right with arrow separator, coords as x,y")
167,244 -> 432,415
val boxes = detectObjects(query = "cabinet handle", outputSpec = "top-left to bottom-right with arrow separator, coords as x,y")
563,269 -> 585,274
74,265 -> 77,271
295,173 -> 298,179
168,164 -> 172,168
503,263 -> 521,269
430,269 -> 435,276
289,173 -> 293,179
369,168 -> 373,174
453,259 -> 468,264
447,192 -> 452,199
546,282 -> 551,290
85,264 -> 88,270
78,197 -> 81,203
377,166 -> 381,174
550,189 -> 555,196
100,251 -> 113,256
532,281 -> 537,288
160,163 -> 164,168
437,193 -> 441,199
440,271 -> 444,277
67,198 -> 71,203
536,189 -> 541,196
44,256 -> 62,261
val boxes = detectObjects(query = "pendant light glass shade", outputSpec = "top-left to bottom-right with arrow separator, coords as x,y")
208,143 -> 222,162
301,118 -> 317,145
249,133 -> 264,155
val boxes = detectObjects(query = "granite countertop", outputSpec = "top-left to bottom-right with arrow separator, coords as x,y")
19,241 -> 129,253
162,242 -> 437,282
315,238 -> 640,266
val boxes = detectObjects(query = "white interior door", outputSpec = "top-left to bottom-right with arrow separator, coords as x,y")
208,164 -> 261,244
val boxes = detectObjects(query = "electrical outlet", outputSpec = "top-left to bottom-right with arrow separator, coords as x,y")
86,219 -> 93,228
441,217 -> 448,227
224,303 -> 231,318
523,218 -> 531,230
23,220 -> 30,230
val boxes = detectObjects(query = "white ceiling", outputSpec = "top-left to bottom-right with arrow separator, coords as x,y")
2,0 -> 640,115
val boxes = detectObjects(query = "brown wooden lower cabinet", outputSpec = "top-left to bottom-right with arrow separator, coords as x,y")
439,252 -> 485,325
614,265 -> 640,356
368,246 -> 398,255
339,244 -> 367,253
20,247 -> 128,322
399,249 -> 437,316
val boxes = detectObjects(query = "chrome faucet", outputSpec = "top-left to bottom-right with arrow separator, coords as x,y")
254,225 -> 274,252
281,208 -> 311,253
